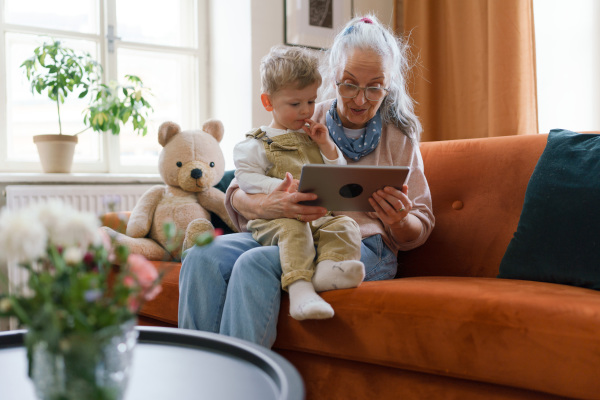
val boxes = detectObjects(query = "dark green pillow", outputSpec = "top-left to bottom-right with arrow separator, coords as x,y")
498,129 -> 600,289
210,170 -> 235,234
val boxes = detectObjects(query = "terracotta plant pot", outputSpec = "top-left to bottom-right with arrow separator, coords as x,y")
33,134 -> 78,173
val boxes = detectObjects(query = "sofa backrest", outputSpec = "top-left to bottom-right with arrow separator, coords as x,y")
397,133 -> 547,278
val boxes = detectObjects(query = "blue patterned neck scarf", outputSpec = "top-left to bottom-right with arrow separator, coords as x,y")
325,100 -> 382,161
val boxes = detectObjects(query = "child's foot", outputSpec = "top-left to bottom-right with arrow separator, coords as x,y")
312,260 -> 365,292
288,280 -> 334,320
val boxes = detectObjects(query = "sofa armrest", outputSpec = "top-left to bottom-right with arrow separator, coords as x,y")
100,211 -> 131,234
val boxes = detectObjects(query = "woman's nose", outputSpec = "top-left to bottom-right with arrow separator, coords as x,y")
354,90 -> 367,105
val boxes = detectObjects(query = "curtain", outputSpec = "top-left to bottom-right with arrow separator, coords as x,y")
396,0 -> 538,141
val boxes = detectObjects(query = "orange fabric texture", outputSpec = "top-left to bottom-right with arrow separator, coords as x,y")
277,345 -> 573,400
137,261 -> 180,325
401,134 -> 546,278
275,277 -> 600,399
100,211 -> 130,234
400,0 -> 538,141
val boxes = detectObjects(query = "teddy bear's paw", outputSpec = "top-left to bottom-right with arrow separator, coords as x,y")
183,218 -> 215,252
104,229 -> 171,262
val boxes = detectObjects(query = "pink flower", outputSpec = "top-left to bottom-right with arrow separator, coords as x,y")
127,297 -> 140,313
126,254 -> 162,301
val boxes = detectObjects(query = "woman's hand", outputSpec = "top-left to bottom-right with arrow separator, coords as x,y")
233,172 -> 328,222
369,184 -> 412,226
303,119 -> 338,160
368,184 -> 422,243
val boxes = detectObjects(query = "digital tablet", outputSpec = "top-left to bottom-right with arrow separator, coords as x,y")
298,164 -> 410,211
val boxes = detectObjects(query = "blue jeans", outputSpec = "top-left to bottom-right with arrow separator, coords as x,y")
178,232 -> 397,348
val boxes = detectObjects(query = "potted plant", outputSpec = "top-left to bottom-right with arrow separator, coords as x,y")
21,38 -> 153,173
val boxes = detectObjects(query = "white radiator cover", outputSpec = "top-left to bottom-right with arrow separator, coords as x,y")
3,184 -> 156,330
5,184 -> 156,213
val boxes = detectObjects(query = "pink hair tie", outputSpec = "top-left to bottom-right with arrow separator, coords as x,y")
361,17 -> 373,24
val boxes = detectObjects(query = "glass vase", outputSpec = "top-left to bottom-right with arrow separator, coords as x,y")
27,319 -> 138,400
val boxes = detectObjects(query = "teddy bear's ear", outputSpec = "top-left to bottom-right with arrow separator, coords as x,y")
202,119 -> 224,143
158,122 -> 181,147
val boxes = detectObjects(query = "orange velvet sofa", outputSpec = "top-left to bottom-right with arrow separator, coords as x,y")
102,133 -> 600,400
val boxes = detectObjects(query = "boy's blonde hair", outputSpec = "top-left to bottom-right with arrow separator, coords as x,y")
260,45 -> 322,94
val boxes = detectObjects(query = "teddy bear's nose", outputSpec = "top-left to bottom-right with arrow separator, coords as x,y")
191,168 -> 203,179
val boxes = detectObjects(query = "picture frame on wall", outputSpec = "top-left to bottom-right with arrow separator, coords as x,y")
285,0 -> 354,50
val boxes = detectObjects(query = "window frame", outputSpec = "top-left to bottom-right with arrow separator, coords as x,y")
0,0 -> 209,174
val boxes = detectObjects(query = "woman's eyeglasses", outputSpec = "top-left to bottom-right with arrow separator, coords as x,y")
336,82 -> 389,101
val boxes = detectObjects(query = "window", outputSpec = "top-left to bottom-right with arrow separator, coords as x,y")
0,0 -> 208,173
534,0 -> 600,134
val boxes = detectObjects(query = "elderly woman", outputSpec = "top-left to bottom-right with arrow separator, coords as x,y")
178,15 -> 434,348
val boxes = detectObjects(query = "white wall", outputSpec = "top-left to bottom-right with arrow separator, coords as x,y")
209,0 -> 395,170
208,0 -> 252,170
249,0 -> 283,138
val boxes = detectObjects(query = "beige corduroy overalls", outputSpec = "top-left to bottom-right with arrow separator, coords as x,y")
245,129 -> 362,290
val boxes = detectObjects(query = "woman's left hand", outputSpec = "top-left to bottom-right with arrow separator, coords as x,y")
368,184 -> 412,227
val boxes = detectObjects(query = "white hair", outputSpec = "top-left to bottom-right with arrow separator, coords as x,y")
320,14 -> 422,142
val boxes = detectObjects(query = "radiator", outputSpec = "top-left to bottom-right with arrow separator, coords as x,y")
5,184 -> 156,213
2,184 -> 157,330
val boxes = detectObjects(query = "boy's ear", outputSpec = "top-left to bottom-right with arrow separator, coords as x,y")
261,93 -> 273,112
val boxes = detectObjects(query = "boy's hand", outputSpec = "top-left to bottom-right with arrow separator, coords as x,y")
303,119 -> 338,160
302,119 -> 330,146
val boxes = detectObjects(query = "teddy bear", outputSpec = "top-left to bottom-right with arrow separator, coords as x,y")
102,119 -> 237,261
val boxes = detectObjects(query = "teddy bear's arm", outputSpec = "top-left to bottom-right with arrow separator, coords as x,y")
197,187 -> 238,233
126,185 -> 166,238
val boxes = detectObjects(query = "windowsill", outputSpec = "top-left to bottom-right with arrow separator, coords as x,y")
0,172 -> 163,185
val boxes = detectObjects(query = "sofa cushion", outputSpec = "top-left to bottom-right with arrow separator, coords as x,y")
400,133 -> 547,279
498,129 -> 600,289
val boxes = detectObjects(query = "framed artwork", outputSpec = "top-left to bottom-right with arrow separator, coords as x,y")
285,0 -> 354,50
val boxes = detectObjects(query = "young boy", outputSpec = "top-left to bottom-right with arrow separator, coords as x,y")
233,45 -> 365,321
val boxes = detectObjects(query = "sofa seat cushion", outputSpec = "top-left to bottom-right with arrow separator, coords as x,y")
138,261 -> 181,325
273,277 -> 600,399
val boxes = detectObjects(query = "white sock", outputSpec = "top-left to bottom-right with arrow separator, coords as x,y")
312,260 -> 365,292
287,280 -> 334,321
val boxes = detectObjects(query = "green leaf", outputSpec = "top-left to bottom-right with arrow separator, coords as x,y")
194,232 -> 215,246
162,221 -> 178,240
120,111 -> 131,123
